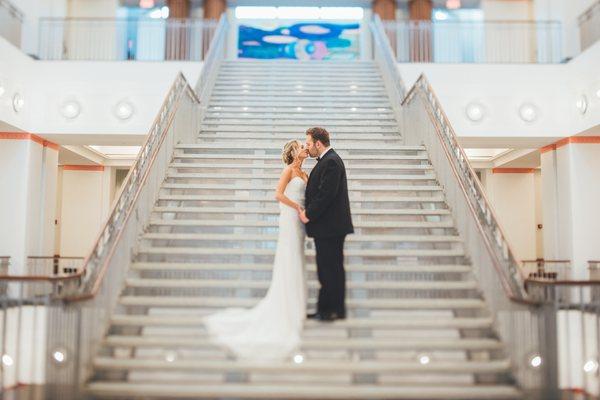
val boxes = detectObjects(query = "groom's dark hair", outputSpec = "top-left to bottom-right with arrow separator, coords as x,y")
306,127 -> 330,147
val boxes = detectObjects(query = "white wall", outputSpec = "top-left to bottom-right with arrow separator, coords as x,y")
66,0 -> 118,17
482,0 -> 533,20
14,0 -> 68,56
482,169 -> 539,261
0,36 -> 203,143
534,0 -> 598,59
58,167 -> 112,257
397,39 -> 600,148
0,138 -> 58,273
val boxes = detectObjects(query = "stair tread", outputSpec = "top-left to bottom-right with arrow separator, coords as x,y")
166,173 -> 436,181
148,219 -> 454,228
161,183 -> 442,191
173,154 -> 425,160
124,277 -> 475,289
92,356 -> 509,372
104,334 -> 501,349
130,262 -> 472,272
169,163 -> 433,170
158,194 -> 445,202
153,207 -> 447,215
141,233 -> 459,241
118,296 -> 485,309
86,382 -> 521,399
109,315 -> 493,329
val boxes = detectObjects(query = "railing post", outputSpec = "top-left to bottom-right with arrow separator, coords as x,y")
540,301 -> 561,400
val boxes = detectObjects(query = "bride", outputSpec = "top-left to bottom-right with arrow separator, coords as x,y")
203,140 -> 309,361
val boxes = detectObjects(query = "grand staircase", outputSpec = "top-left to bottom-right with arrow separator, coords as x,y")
87,61 -> 522,399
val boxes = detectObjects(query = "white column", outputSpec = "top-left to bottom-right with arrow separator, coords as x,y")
540,137 -> 600,273
0,133 -> 59,274
57,165 -> 110,257
482,168 -> 540,261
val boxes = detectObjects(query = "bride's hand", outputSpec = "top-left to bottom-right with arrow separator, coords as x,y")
295,204 -> 304,213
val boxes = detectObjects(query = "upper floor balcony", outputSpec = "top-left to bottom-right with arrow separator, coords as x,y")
2,1 -> 599,64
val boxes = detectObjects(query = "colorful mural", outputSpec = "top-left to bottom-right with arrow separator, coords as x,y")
238,22 -> 360,60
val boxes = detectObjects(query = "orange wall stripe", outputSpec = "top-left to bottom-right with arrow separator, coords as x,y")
492,168 -> 536,174
540,144 -> 556,154
0,132 -> 59,151
62,165 -> 105,172
540,136 -> 600,153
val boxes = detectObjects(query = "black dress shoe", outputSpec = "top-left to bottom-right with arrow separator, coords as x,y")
315,312 -> 336,322
306,312 -> 319,319
331,312 -> 346,320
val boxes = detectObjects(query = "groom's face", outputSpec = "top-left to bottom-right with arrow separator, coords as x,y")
305,135 -> 319,158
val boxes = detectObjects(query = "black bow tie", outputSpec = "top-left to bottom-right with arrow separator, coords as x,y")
316,157 -> 321,162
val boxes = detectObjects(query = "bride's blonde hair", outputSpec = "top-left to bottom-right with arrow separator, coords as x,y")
282,140 -> 299,165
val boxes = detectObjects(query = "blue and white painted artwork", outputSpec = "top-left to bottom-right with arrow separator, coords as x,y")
238,22 -> 360,60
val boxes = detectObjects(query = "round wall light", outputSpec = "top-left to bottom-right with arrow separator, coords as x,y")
595,88 -> 600,99
576,95 -> 588,115
465,102 -> 485,122
51,347 -> 68,365
584,358 -> 599,374
114,100 -> 134,120
0,80 -> 5,98
528,353 -> 542,369
12,93 -> 24,113
61,100 -> 81,119
519,103 -> 538,123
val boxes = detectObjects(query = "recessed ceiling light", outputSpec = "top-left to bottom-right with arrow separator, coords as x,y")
519,103 -> 538,123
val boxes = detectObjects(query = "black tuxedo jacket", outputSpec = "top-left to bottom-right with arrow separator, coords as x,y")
305,149 -> 354,238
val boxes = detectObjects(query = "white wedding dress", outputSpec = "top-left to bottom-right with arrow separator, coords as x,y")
203,176 -> 307,361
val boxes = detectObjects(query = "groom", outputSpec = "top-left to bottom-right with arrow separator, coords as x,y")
300,127 -> 354,322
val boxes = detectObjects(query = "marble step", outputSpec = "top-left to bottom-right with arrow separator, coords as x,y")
109,315 -> 493,329
207,106 -> 393,112
197,126 -> 399,134
165,172 -> 436,181
86,382 -> 521,399
169,162 -> 432,171
211,90 -> 388,96
141,232 -> 459,243
124,277 -> 475,290
151,207 -> 448,216
92,356 -> 509,374
208,100 -> 391,107
117,297 -> 485,310
130,262 -> 472,273
212,86 -> 386,93
147,219 -> 453,229
172,154 -> 423,161
157,194 -> 446,203
202,114 -> 395,122
103,334 -> 501,351
199,119 -> 398,127
175,144 -> 422,152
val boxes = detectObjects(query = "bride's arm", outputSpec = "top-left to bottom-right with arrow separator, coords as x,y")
275,166 -> 303,212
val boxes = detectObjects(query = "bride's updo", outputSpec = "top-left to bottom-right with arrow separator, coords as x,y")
282,140 -> 299,165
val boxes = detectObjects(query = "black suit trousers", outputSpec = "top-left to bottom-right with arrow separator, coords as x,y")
314,235 -> 346,315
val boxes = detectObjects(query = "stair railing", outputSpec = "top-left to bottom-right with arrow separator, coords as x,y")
579,0 -> 600,52
0,0 -> 24,48
31,15 -> 229,396
195,14 -> 229,112
371,14 -> 559,398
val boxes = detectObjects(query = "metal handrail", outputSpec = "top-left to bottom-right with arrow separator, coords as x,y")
56,73 -> 198,302
382,18 -> 563,63
578,0 -> 600,51
195,14 -> 229,100
578,0 -> 600,24
55,14 -> 228,302
0,0 -> 24,21
372,15 -> 528,302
